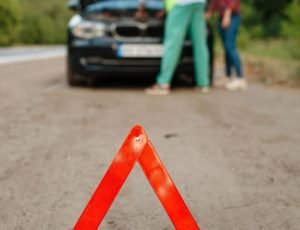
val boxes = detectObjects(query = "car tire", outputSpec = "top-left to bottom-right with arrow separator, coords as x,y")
67,56 -> 85,86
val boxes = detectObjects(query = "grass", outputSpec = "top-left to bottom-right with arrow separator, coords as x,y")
241,39 -> 300,61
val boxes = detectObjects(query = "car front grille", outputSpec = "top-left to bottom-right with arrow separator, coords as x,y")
115,25 -> 140,37
111,22 -> 163,40
145,25 -> 164,38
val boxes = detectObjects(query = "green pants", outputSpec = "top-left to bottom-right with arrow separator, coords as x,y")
157,3 -> 209,87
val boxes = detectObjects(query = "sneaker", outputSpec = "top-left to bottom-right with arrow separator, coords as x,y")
225,78 -> 248,91
145,84 -> 170,95
195,86 -> 210,94
214,76 -> 230,88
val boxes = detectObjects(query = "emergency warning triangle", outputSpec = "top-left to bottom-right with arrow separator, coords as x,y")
74,125 -> 200,230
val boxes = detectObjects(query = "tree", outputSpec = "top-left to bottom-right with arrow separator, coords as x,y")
281,0 -> 300,39
0,0 -> 21,46
242,0 -> 294,38
18,0 -> 73,44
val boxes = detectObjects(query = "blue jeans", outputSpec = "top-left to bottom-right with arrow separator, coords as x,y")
218,14 -> 243,78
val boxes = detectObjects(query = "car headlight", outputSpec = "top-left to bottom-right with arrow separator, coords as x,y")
72,21 -> 107,39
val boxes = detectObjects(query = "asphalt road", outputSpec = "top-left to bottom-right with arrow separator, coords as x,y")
0,54 -> 300,230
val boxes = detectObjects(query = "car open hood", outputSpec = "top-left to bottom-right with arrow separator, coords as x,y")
79,0 -> 163,13
79,0 -> 96,11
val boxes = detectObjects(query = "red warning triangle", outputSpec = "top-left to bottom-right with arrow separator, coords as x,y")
74,126 -> 200,230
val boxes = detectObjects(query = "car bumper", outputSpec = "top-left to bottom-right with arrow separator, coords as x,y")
68,37 -> 194,77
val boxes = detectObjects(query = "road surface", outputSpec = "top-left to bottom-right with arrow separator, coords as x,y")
0,49 -> 300,230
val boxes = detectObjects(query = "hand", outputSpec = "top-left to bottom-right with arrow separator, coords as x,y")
222,15 -> 231,28
135,10 -> 148,18
222,8 -> 232,28
135,3 -> 148,19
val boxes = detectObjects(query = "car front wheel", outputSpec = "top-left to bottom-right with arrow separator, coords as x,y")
67,56 -> 85,86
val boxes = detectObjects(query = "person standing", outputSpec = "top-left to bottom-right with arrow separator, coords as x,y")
141,0 -> 209,95
206,0 -> 247,90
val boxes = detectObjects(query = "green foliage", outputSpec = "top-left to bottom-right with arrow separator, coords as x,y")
241,2 -> 264,38
246,0 -> 292,15
0,0 -> 21,46
18,0 -> 73,44
281,0 -> 300,39
240,0 -> 300,62
241,0 -> 291,38
237,26 -> 250,49
242,39 -> 300,61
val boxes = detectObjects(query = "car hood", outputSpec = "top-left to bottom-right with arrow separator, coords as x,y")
82,0 -> 164,13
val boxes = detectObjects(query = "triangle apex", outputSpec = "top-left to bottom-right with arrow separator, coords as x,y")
131,125 -> 148,138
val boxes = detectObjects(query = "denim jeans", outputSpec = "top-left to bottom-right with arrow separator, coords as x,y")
218,14 -> 243,78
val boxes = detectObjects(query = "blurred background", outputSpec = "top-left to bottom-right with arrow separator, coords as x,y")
0,0 -> 299,86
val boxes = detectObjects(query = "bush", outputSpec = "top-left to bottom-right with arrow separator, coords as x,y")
281,0 -> 300,39
18,0 -> 73,44
19,12 -> 67,44
0,0 -> 21,46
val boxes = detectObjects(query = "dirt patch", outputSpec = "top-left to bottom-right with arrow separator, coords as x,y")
243,54 -> 300,87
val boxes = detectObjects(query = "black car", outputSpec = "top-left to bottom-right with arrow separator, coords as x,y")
67,0 -> 214,86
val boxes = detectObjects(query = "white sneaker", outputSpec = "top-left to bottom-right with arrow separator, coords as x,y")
225,78 -> 248,91
214,76 -> 230,88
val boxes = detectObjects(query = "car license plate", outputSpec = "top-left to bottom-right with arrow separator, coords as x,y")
117,44 -> 163,58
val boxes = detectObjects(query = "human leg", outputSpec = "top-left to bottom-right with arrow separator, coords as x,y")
231,15 -> 243,77
189,3 -> 209,87
221,15 -> 246,90
223,15 -> 243,78
218,22 -> 232,77
213,22 -> 231,88
156,6 -> 191,85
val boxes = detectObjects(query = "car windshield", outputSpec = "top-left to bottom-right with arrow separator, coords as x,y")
85,0 -> 163,14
